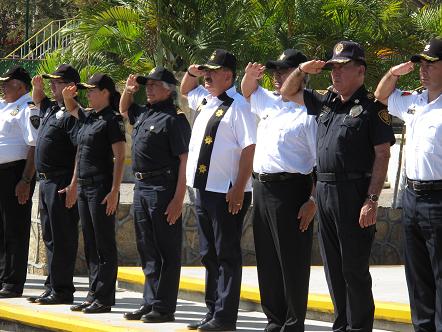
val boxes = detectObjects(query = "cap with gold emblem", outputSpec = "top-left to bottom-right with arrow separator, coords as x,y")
42,64 -> 80,83
411,38 -> 442,63
265,49 -> 308,70
136,66 -> 179,85
324,41 -> 366,68
77,73 -> 116,92
198,49 -> 237,73
0,66 -> 32,87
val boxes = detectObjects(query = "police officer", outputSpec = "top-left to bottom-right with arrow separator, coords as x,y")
374,37 -> 442,332
241,49 -> 317,332
62,73 -> 126,313
27,64 -> 80,305
281,41 -> 395,332
120,67 -> 191,323
0,66 -> 39,298
181,49 -> 257,331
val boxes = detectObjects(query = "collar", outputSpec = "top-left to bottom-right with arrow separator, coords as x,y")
8,93 -> 32,107
148,98 -> 176,112
91,105 -> 114,117
332,85 -> 366,105
207,86 -> 236,102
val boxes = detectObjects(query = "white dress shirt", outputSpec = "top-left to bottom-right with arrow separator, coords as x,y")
388,89 -> 442,181
0,94 -> 39,164
250,86 -> 317,174
187,85 -> 257,193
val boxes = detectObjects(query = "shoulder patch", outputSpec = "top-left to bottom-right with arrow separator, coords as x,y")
30,115 -> 40,129
378,109 -> 391,125
401,91 -> 412,96
366,92 -> 375,100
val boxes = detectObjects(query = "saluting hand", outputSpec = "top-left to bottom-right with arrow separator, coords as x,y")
102,189 -> 119,216
390,61 -> 414,77
299,60 -> 326,74
32,75 -> 44,92
187,64 -> 205,78
244,62 -> 266,80
359,200 -> 377,228
62,85 -> 78,100
164,197 -> 183,225
297,198 -> 316,232
15,180 -> 30,205
58,183 -> 77,208
125,74 -> 139,94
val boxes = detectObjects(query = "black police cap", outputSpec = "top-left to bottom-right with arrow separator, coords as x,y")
266,49 -> 308,70
324,41 -> 366,68
77,73 -> 116,92
198,49 -> 237,73
411,38 -> 442,63
42,64 -> 80,84
0,66 -> 31,86
136,67 -> 179,85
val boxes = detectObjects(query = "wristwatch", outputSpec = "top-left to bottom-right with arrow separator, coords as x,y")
367,194 -> 379,203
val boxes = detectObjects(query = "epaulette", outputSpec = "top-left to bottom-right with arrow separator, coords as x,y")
176,106 -> 185,115
316,90 -> 328,96
85,107 -> 93,112
414,86 -> 424,94
27,101 -> 38,110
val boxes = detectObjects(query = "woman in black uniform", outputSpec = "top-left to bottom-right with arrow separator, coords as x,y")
62,73 -> 126,314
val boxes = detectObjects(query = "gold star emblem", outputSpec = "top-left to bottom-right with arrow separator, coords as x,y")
10,107 -> 19,116
204,136 -> 213,145
215,109 -> 224,117
198,164 -> 207,174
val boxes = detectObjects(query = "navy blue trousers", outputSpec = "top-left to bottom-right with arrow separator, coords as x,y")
194,189 -> 252,325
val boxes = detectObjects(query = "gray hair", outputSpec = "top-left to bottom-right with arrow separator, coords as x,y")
161,81 -> 179,106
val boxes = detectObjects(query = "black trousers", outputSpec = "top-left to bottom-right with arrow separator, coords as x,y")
316,179 -> 375,332
133,176 -> 182,314
0,160 -> 35,294
77,180 -> 117,306
252,175 -> 313,332
195,189 -> 252,325
39,175 -> 79,299
402,187 -> 442,332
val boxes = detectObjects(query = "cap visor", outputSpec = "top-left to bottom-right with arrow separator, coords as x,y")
76,83 -> 96,89
410,53 -> 439,63
323,58 -> 352,69
265,60 -> 291,70
42,73 -> 62,79
136,76 -> 149,85
0,76 -> 11,81
198,64 -> 223,70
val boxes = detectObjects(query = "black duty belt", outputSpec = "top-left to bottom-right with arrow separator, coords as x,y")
317,172 -> 371,182
407,178 -> 442,192
77,174 -> 109,186
0,160 -> 25,170
252,172 -> 304,183
134,168 -> 172,180
38,170 -> 72,180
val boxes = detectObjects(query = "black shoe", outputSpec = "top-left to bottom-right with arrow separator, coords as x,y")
123,304 -> 152,320
141,310 -> 175,323
187,315 -> 213,330
37,294 -> 73,305
27,290 -> 51,303
82,302 -> 111,314
70,301 -> 92,312
198,319 -> 236,331
0,289 -> 21,298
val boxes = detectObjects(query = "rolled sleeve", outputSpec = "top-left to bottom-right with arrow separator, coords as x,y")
250,86 -> 274,118
19,105 -> 39,146
387,89 -> 416,120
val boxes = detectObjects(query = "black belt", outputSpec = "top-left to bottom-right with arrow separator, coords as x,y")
407,178 -> 442,191
252,172 -> 304,183
134,168 -> 172,180
317,172 -> 371,182
77,174 -> 109,186
0,160 -> 25,170
38,170 -> 72,180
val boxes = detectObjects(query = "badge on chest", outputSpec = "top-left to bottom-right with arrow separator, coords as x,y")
349,105 -> 363,117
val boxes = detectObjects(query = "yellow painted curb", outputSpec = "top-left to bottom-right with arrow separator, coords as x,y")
0,302 -> 151,332
118,267 -> 412,325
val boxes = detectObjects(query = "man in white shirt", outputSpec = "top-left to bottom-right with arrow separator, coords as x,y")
181,49 -> 257,331
0,66 -> 39,298
375,37 -> 442,332
241,49 -> 317,332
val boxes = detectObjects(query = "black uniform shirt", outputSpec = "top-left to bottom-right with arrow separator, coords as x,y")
76,106 -> 126,179
304,85 -> 395,174
128,98 -> 191,173
35,97 -> 79,173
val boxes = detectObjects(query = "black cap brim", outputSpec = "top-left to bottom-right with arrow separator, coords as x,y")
76,83 -> 96,90
0,76 -> 11,82
42,73 -> 63,79
197,64 -> 223,71
410,53 -> 440,63
265,60 -> 292,70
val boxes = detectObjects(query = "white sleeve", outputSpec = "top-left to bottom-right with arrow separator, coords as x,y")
232,101 -> 257,149
305,114 -> 317,164
387,89 -> 417,120
19,105 -> 40,146
250,86 -> 273,118
188,85 -> 209,110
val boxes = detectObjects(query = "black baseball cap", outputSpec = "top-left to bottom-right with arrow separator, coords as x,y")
198,49 -> 237,73
411,38 -> 442,63
77,73 -> 116,91
266,49 -> 308,69
42,64 -> 80,83
136,67 -> 179,85
324,41 -> 366,68
0,66 -> 32,86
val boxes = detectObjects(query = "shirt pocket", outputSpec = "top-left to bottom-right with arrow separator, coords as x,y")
340,115 -> 363,140
415,126 -> 436,153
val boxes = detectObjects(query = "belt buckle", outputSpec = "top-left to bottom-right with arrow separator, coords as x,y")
39,172 -> 48,180
258,173 -> 267,183
134,172 -> 143,180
